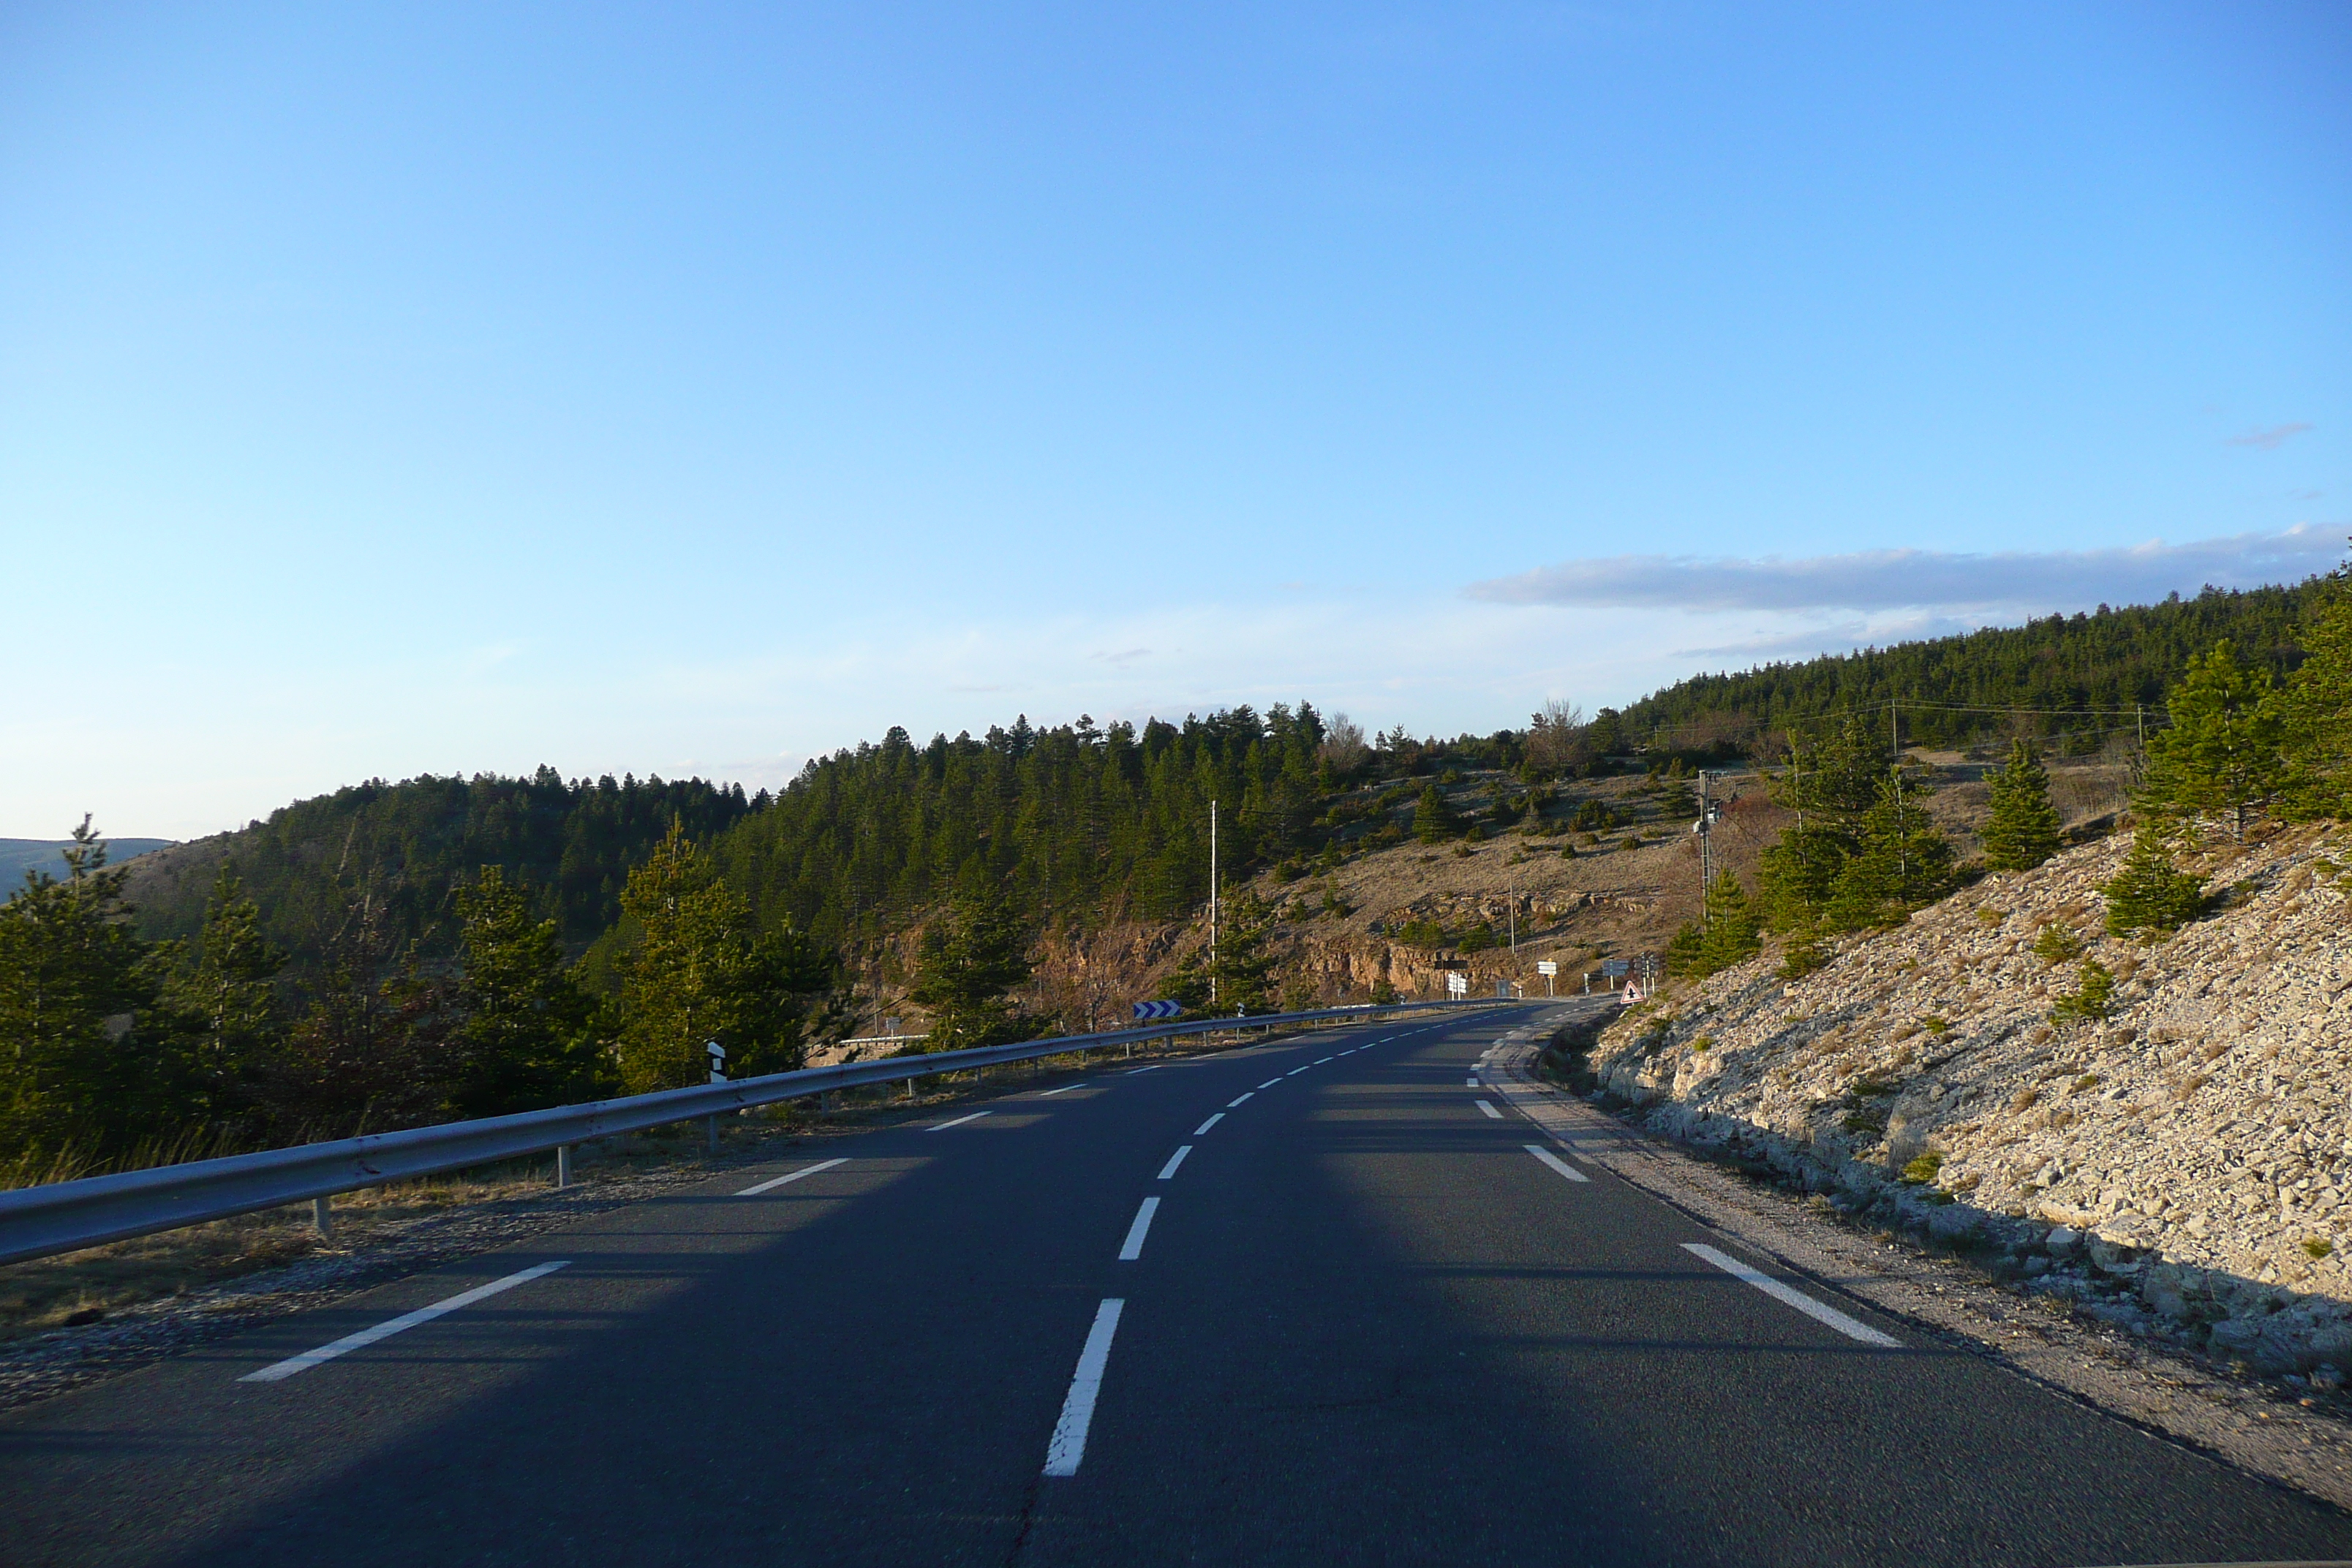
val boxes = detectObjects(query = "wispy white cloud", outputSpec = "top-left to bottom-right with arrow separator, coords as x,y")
1463,525 -> 2346,614
2228,422 -> 2314,451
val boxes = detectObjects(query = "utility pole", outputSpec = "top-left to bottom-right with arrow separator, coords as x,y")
1891,698 -> 1900,763
1209,799 -> 1219,1006
1695,769 -> 1716,929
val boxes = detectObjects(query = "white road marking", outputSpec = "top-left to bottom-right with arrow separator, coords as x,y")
239,1262 -> 570,1383
1039,1084 -> 1083,1096
1042,1298 -> 1125,1477
1256,1079 -> 1281,1090
929,1111 -> 992,1132
1227,1093 -> 1254,1107
1286,1066 -> 1311,1077
1476,1101 -> 1503,1119
1118,1196 -> 1161,1259
1125,1065 -> 1162,1075
735,1156 -> 849,1196
1464,1077 -> 1480,1088
1682,1243 -> 1901,1348
1524,1144 -> 1590,1183
1314,1056 -> 1333,1064
1194,1113 -> 1225,1135
1157,1146 -> 1193,1180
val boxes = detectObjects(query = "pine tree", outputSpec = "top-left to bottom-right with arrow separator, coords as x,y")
1413,784 -> 1457,843
0,820 -> 183,1158
2101,824 -> 2204,939
1980,738 -> 2062,871
2280,562 -> 2352,819
166,866 -> 284,1122
2141,640 -> 2289,840
1698,871 -> 1763,972
617,823 -> 823,1090
909,888 -> 1036,1051
451,867 -> 610,1117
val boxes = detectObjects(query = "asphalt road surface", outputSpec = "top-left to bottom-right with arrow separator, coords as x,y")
4,1005 -> 2351,1567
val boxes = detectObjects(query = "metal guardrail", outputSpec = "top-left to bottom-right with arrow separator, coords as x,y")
0,997 -> 1516,1267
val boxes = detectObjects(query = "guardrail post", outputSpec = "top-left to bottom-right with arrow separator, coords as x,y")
555,1145 -> 573,1189
311,1196 -> 332,1240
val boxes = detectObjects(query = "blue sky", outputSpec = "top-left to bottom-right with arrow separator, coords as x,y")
3,2 -> 2345,840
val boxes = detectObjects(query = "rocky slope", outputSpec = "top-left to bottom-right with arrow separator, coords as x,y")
1586,822 -> 2352,1374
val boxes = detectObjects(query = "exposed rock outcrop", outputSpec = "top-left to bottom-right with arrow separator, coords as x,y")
1586,823 -> 2352,1373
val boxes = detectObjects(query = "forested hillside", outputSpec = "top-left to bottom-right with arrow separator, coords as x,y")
130,769 -> 755,966
1622,581 -> 2326,758
719,704 -> 1342,948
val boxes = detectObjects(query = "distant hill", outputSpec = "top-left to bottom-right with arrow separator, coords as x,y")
1620,580 -> 2332,759
0,837 -> 175,889
123,769 -> 757,972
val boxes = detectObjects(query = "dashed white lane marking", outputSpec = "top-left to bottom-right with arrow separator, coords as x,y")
1286,1066 -> 1311,1077
1476,1101 -> 1503,1119
1227,1092 -> 1254,1107
1043,1297 -> 1126,1477
1682,1243 -> 1901,1348
736,1156 -> 849,1196
1464,1077 -> 1481,1088
1314,1056 -> 1333,1064
929,1111 -> 992,1132
1118,1196 -> 1161,1260
239,1262 -> 570,1382
1157,1146 -> 1193,1180
1039,1084 -> 1084,1097
1125,1065 -> 1162,1075
1256,1079 -> 1282,1090
1194,1113 -> 1225,1135
1524,1145 -> 1591,1183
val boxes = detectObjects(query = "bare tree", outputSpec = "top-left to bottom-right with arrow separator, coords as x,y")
1319,712 -> 1371,775
1523,699 -> 1589,777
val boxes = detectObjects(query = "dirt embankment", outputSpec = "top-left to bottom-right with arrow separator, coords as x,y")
1586,822 -> 2352,1374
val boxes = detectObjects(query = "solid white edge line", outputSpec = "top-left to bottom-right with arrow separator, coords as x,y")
1117,1196 -> 1161,1259
1226,1093 -> 1254,1107
1042,1297 -> 1126,1477
735,1156 -> 850,1196
1682,1243 -> 1901,1348
1523,1144 -> 1591,1183
1194,1113 -> 1225,1135
239,1261 -> 570,1382
1476,1101 -> 1503,1119
928,1110 -> 992,1132
1156,1146 -> 1192,1180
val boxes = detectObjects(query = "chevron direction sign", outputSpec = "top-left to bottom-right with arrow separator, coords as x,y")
1131,1000 -> 1183,1021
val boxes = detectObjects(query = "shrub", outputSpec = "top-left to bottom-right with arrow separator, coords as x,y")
2304,1238 -> 2334,1260
2048,960 -> 2116,1027
2102,826 -> 2205,939
1900,1150 -> 1945,1185
2031,924 -> 2084,965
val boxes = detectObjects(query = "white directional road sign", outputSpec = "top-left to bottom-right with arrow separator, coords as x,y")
1536,960 -> 1558,976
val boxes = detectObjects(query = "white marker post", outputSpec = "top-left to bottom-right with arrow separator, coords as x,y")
706,1040 -> 727,1153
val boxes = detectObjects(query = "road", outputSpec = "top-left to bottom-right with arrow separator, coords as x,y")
3,1005 -> 2349,1566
